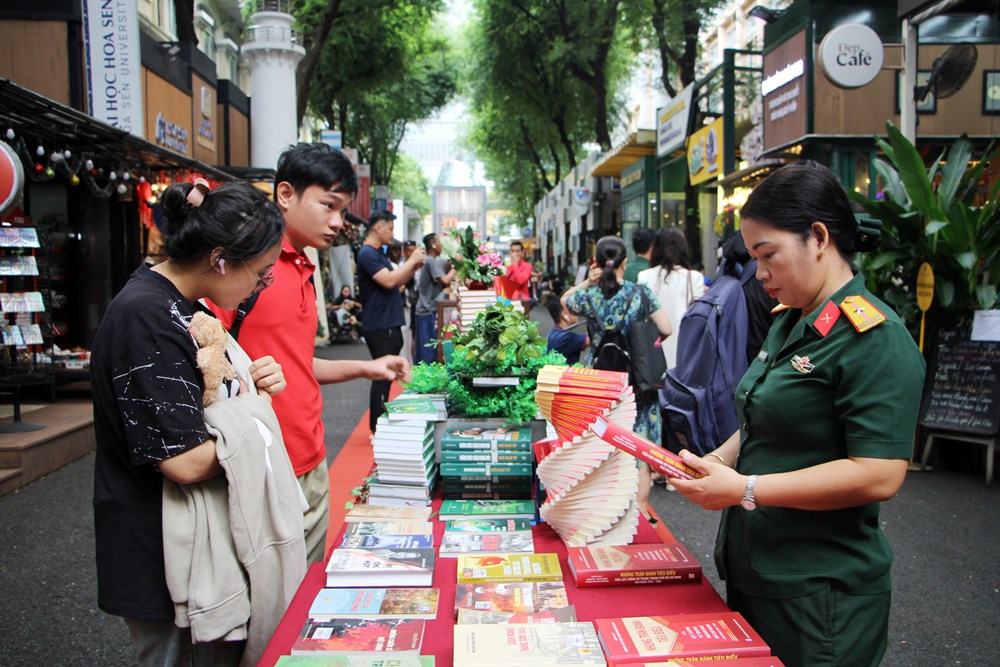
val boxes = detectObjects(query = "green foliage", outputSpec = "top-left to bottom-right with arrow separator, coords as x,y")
405,302 -> 566,425
298,0 -> 457,184
851,121 -> 1000,336
464,0 -> 629,210
389,154 -> 432,218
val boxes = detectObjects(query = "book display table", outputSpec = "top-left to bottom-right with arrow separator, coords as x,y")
260,503 -> 729,665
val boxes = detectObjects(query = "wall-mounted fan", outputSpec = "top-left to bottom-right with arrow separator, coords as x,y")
915,43 -> 978,102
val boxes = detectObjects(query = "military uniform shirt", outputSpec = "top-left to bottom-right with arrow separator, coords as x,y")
715,272 -> 925,599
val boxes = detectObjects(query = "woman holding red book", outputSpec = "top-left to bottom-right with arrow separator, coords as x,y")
671,162 -> 925,666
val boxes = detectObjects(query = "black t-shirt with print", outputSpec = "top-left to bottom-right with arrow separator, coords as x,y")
91,264 -> 212,620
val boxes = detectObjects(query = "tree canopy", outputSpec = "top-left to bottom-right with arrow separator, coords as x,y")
294,0 -> 457,185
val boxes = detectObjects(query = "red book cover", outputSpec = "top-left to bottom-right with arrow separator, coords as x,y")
595,613 -> 770,663
567,542 -> 703,586
536,365 -> 630,393
291,617 -> 425,655
617,658 -> 785,666
592,417 -> 703,480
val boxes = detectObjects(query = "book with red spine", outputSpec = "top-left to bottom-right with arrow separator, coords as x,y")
567,542 -> 702,586
592,417 -> 704,480
595,613 -> 770,664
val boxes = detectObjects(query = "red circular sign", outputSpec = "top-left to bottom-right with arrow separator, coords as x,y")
0,141 -> 25,215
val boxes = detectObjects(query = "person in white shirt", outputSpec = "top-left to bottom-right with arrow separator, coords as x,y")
637,228 -> 705,368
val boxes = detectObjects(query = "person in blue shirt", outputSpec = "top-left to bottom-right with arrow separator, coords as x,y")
356,209 -> 426,433
545,299 -> 588,365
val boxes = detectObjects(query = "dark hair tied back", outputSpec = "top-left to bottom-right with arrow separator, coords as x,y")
158,181 -> 285,265
594,236 -> 627,299
854,214 -> 882,252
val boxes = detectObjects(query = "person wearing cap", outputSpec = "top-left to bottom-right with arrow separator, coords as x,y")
357,209 -> 426,433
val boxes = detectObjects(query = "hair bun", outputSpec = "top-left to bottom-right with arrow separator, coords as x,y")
854,214 -> 882,252
158,183 -> 195,235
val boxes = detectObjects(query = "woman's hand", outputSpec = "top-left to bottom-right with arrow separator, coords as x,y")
249,355 -> 286,397
670,450 -> 747,510
587,265 -> 602,285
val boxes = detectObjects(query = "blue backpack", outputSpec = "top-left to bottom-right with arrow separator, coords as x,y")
659,260 -> 757,456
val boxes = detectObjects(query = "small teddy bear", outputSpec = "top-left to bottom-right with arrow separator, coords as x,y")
189,311 -> 236,406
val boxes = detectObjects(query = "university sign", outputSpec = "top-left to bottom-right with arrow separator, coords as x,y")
657,84 -> 694,156
82,0 -> 144,137
687,118 -> 723,186
818,23 -> 885,89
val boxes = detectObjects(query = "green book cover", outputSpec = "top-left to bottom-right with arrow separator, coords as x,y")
440,450 -> 533,464
445,518 -> 533,532
440,463 -> 533,477
439,499 -> 535,518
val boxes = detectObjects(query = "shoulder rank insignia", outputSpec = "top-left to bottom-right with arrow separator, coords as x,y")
839,295 -> 886,333
791,355 -> 815,374
814,301 -> 841,337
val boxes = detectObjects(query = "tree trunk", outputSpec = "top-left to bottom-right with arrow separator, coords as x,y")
295,0 -> 344,127
520,120 -> 553,191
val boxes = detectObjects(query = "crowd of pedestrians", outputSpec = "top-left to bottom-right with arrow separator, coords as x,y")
91,147 -> 929,667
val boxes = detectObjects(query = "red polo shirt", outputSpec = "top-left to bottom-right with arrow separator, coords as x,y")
209,238 -> 325,476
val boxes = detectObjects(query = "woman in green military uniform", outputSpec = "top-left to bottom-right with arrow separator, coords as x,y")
672,162 -> 925,667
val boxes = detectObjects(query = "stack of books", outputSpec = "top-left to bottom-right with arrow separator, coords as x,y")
371,397 -> 440,499
532,366 -> 641,546
454,285 -> 522,331
439,422 -> 535,500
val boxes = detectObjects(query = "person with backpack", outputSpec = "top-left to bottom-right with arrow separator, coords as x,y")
638,227 -> 705,369
560,236 -> 672,522
671,162 -> 925,667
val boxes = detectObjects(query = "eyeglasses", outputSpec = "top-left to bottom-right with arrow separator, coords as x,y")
242,261 -> 275,295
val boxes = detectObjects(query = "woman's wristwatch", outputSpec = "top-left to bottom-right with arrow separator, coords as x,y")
740,474 -> 758,511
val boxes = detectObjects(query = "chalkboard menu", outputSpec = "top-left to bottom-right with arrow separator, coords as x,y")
919,328 -> 1000,436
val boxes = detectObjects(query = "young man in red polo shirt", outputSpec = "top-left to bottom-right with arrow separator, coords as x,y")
211,143 -> 411,562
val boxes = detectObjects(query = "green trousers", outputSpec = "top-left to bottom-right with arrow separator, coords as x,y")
727,584 -> 891,667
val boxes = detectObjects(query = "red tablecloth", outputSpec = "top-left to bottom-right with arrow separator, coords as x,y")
259,510 -> 729,665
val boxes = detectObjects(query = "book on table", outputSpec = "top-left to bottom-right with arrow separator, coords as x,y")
445,518 -> 532,532
566,542 -> 703,586
373,416 -> 435,438
439,530 -> 535,557
343,505 -> 434,523
367,476 -> 435,501
342,520 -> 434,538
276,656 -> 436,666
438,499 -> 536,521
453,581 -> 571,615
603,659 -> 785,667
440,424 -> 533,450
595,612 -> 771,664
384,397 -> 439,422
455,553 -> 562,584
453,622 -> 606,666
455,605 -> 578,624
308,587 -> 440,620
325,547 -> 435,587
291,617 -> 425,656
339,532 -> 435,550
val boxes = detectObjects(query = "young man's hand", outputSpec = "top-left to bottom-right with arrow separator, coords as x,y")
407,246 -> 427,268
366,355 -> 412,384
249,355 -> 286,396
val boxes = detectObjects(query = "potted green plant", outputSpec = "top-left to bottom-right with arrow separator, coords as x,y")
406,301 -> 566,424
851,121 -> 1000,339
439,227 -> 504,288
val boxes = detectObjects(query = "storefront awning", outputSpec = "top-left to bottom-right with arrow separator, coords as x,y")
716,161 -> 784,190
590,129 -> 657,178
0,78 -> 237,181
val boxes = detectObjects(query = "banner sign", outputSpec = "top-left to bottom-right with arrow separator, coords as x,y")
82,0 -> 144,137
687,118 -> 723,186
657,84 -> 694,156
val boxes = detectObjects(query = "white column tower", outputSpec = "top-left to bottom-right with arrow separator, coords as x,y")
242,1 -> 305,169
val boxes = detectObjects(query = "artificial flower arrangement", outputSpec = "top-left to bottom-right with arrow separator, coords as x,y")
439,226 -> 505,285
406,301 -> 566,425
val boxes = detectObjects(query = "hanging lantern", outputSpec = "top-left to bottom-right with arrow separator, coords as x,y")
35,145 -> 45,156
70,174 -> 81,186
5,128 -> 14,140
85,159 -> 94,171
116,183 -> 128,194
